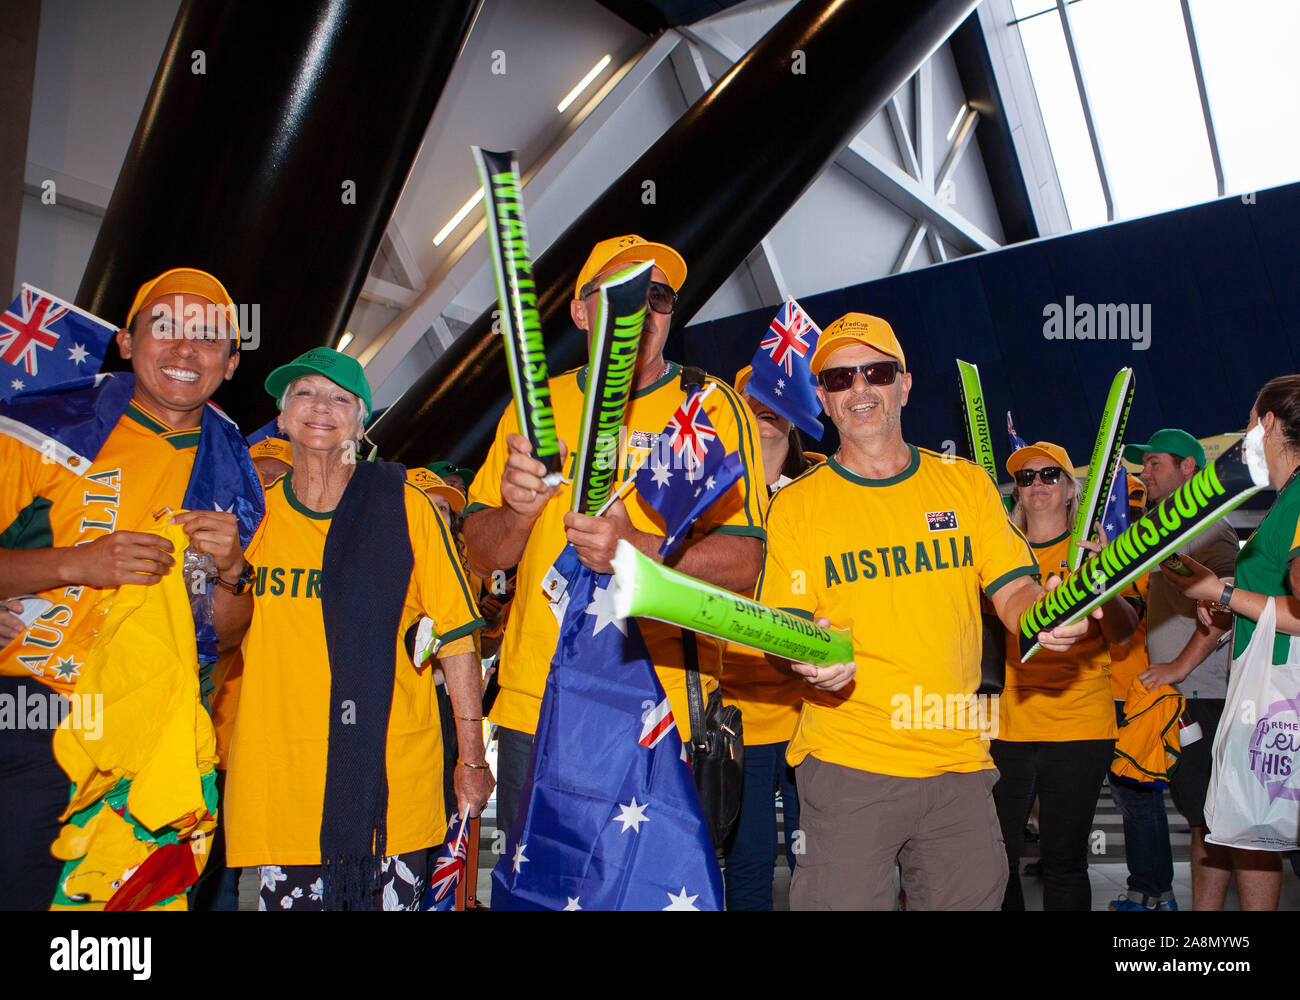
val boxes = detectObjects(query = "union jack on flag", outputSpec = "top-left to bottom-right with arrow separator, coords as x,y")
760,300 -> 815,377
666,389 -> 718,473
0,285 -> 116,399
421,811 -> 471,911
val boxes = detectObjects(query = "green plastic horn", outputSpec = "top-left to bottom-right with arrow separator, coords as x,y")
610,540 -> 853,665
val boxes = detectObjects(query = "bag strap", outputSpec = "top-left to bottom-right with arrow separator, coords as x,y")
683,629 -> 707,751
679,365 -> 707,395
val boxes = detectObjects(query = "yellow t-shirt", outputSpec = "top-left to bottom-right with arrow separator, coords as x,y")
466,363 -> 766,738
999,533 -> 1115,742
757,447 -> 1038,778
224,473 -> 483,867
0,402 -> 198,696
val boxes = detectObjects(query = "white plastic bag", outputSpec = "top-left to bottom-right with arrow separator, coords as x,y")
1205,598 -> 1300,850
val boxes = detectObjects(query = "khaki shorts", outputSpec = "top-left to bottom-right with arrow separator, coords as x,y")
790,756 -> 1006,910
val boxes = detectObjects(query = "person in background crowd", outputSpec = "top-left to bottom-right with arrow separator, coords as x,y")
1102,473 -> 1182,912
1110,431 -> 1237,910
759,314 -> 1097,910
993,443 -> 1137,910
719,365 -> 824,910
1159,380 -> 1300,911
223,348 -> 489,911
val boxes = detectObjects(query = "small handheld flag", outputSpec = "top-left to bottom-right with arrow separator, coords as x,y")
743,300 -> 824,440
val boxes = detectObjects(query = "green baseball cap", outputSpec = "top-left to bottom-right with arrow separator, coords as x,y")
428,461 -> 475,488
264,347 -> 373,415
1122,429 -> 1206,470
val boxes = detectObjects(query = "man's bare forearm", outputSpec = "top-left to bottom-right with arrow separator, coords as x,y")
463,506 -> 537,578
668,533 -> 762,594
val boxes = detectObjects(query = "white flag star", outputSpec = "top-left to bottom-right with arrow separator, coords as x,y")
612,797 -> 649,833
512,842 -> 529,872
777,378 -> 785,389
213,500 -> 235,513
563,897 -> 582,910
663,887 -> 700,910
67,342 -> 89,365
585,580 -> 627,636
704,475 -> 716,492
650,459 -> 672,489
10,379 -> 23,392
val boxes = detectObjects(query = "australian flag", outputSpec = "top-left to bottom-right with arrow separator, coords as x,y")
1099,451 -> 1130,543
494,394 -> 744,910
0,285 -> 116,400
745,299 -> 824,440
634,385 -> 744,557
1007,410 -> 1029,453
491,545 -> 723,910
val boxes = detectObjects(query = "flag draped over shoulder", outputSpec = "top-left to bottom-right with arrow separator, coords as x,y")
0,372 -> 264,660
0,285 -> 116,399
744,299 -> 824,440
492,386 -> 746,911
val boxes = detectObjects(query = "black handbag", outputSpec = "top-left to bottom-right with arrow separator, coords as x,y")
683,630 -> 744,847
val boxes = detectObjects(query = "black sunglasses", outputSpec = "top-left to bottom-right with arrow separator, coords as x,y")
1013,466 -> 1065,487
818,361 -> 901,392
580,278 -> 678,315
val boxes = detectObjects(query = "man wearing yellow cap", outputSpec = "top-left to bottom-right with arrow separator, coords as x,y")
464,235 -> 766,845
757,312 -> 1098,910
0,267 -> 262,909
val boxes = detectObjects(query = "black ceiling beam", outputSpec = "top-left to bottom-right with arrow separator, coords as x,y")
372,0 -> 981,468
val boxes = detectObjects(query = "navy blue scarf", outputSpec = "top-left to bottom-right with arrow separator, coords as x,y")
318,460 -> 414,910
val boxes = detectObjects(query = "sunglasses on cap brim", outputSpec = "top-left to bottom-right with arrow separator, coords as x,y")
817,361 -> 901,392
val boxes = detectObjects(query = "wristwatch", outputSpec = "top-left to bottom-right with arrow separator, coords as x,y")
1215,582 -> 1234,611
215,561 -> 256,596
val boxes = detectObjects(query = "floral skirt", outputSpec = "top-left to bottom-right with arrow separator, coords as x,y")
258,850 -> 430,911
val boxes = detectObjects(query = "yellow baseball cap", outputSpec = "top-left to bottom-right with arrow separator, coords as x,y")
125,267 -> 240,345
810,312 -> 906,374
1006,441 -> 1074,476
573,235 -> 687,298
406,467 -> 465,514
733,365 -> 753,395
249,438 -> 293,465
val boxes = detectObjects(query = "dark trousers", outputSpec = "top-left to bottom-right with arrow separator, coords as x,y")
494,726 -> 534,844
723,740 -> 799,911
1109,702 -> 1173,898
991,738 -> 1114,910
0,676 -> 69,909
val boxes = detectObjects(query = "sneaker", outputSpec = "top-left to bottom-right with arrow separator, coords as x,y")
1108,891 -> 1178,911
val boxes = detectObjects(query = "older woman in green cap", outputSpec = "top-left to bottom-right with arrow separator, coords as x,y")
222,347 -> 489,910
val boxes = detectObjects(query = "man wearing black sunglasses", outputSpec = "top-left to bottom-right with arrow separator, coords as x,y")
757,312 -> 1099,910
463,235 -> 767,854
